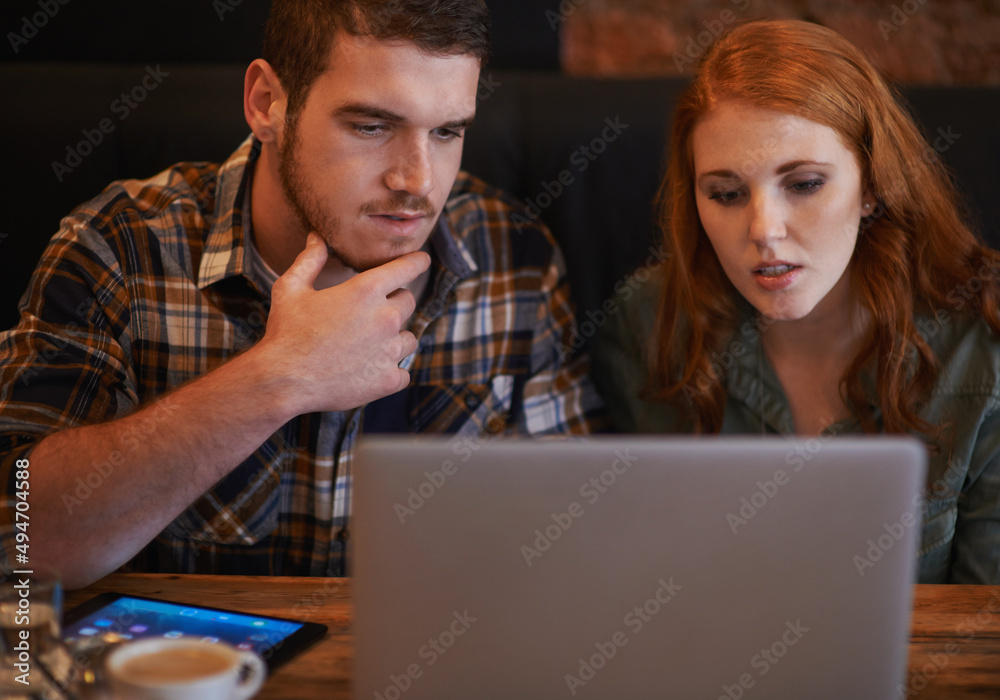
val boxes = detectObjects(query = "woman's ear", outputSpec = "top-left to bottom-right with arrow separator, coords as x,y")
244,59 -> 287,144
861,190 -> 877,217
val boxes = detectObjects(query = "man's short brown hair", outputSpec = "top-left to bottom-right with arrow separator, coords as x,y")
263,0 -> 491,116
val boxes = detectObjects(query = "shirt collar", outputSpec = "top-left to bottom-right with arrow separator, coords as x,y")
429,184 -> 480,280
724,309 -> 793,434
197,135 -> 259,290
724,303 -> 881,435
403,182 -> 481,341
197,139 -> 478,292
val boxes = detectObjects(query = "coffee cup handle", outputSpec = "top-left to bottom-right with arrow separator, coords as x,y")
234,651 -> 267,699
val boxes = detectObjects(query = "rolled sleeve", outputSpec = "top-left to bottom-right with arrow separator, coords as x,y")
0,222 -> 137,566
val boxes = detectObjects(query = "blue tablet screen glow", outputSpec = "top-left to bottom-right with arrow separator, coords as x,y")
62,595 -> 303,655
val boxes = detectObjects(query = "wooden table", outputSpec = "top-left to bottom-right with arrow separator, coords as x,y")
65,574 -> 351,700
65,575 -> 1000,699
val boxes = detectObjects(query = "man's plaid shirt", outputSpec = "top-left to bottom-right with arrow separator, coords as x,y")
0,136 -> 604,576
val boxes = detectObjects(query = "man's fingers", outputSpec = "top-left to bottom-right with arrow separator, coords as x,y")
387,287 -> 418,322
392,367 -> 411,394
280,232 -> 328,289
362,251 -> 432,297
398,330 -> 419,360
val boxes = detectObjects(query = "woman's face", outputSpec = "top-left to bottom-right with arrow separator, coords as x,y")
691,100 -> 871,323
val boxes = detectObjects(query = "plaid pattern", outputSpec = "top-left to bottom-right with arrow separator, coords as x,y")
0,136 -> 604,576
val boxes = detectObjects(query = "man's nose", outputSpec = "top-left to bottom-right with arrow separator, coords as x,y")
384,139 -> 433,198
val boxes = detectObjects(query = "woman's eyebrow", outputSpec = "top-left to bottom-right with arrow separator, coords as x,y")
776,159 -> 832,174
697,160 -> 833,183
697,169 -> 740,183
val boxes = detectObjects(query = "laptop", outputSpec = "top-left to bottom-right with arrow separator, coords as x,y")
352,436 -> 926,700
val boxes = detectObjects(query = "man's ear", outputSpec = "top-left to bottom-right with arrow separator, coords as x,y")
244,59 -> 287,144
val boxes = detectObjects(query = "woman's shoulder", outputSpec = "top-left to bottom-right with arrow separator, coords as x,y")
920,310 -> 1000,398
591,272 -> 678,432
607,270 -> 662,333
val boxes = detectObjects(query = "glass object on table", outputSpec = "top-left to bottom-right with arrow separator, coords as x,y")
0,565 -> 80,699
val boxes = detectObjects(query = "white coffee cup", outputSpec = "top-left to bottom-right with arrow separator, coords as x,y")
106,637 -> 266,700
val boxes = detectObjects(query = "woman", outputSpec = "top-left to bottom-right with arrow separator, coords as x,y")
593,19 -> 1000,584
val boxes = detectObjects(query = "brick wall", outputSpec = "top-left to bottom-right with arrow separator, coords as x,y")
559,0 -> 1000,84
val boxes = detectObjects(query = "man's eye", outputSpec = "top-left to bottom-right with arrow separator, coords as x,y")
433,128 -> 462,142
353,124 -> 386,137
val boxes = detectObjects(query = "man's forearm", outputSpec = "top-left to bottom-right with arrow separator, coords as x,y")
29,347 -> 295,589
18,235 -> 427,588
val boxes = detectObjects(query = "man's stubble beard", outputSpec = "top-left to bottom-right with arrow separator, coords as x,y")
277,110 -> 434,273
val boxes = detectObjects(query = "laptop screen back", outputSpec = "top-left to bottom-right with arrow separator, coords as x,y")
352,436 -> 925,700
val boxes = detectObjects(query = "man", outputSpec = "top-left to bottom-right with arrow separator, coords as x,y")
0,0 -> 603,589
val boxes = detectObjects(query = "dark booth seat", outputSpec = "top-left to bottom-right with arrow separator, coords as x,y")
2,63 -> 998,335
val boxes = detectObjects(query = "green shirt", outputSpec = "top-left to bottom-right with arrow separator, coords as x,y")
592,279 -> 1000,584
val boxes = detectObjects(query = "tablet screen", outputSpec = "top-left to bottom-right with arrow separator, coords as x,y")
62,593 -> 326,669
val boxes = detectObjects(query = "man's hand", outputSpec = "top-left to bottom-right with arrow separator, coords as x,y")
256,232 -> 431,414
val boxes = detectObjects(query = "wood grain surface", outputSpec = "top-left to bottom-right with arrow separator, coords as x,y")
65,576 -> 1000,699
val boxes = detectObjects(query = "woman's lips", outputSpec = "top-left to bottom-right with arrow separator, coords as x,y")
752,262 -> 801,291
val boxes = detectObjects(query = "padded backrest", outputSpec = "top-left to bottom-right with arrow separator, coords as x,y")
2,64 -> 998,333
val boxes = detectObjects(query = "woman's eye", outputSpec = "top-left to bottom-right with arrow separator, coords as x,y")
708,190 -> 742,204
788,179 -> 824,194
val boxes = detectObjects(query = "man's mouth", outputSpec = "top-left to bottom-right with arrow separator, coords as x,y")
377,212 -> 426,221
367,211 -> 432,238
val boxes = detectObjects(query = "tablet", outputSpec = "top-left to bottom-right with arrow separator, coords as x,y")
62,592 -> 327,670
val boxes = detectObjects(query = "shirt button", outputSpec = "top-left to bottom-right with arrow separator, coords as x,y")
465,393 -> 482,409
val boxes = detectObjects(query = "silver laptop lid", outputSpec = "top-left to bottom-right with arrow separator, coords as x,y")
353,436 -> 926,700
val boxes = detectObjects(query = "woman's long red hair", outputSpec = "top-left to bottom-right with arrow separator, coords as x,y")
650,19 -> 1000,436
